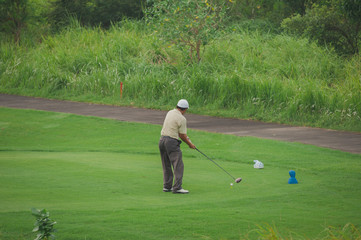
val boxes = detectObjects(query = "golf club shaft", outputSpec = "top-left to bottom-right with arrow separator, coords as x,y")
195,148 -> 236,181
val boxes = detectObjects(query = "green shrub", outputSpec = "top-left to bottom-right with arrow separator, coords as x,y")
31,208 -> 57,240
281,0 -> 361,55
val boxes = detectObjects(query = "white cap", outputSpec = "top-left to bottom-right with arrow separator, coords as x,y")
177,99 -> 189,109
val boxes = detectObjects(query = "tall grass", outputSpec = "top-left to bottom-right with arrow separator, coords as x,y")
0,20 -> 360,131
246,223 -> 361,240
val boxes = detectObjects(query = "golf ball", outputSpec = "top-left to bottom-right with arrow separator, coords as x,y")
230,183 -> 233,186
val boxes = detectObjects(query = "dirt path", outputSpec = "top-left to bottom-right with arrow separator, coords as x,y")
1,94 -> 360,154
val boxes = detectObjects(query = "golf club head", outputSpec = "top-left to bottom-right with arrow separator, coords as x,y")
235,178 -> 242,183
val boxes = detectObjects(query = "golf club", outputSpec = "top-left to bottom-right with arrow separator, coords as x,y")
195,148 -> 242,183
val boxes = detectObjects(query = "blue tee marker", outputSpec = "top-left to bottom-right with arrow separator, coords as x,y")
288,170 -> 298,184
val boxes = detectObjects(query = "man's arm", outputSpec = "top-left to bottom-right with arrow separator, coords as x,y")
179,133 -> 196,149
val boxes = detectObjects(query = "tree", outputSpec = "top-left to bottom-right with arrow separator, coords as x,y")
49,0 -> 145,29
343,0 -> 361,54
48,0 -> 93,29
343,0 -> 361,23
93,0 -> 145,28
225,0 -> 307,25
145,0 -> 230,63
0,0 -> 29,43
282,0 -> 361,55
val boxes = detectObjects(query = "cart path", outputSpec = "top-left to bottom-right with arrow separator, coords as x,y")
1,94 -> 360,154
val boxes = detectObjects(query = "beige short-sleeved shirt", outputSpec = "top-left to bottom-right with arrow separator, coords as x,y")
161,109 -> 187,140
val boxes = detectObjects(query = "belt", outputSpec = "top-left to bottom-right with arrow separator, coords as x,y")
161,136 -> 181,142
161,135 -> 177,140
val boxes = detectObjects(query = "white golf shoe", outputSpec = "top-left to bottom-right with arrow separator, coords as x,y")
173,189 -> 189,194
163,188 -> 173,192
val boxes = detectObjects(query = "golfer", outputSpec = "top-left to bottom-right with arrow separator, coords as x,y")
159,99 -> 196,194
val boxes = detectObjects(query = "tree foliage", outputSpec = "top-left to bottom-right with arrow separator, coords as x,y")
48,0 -> 92,28
93,0 -> 144,28
0,0 -> 29,43
145,0 -> 231,63
226,0 -> 307,24
48,0 -> 145,29
0,0 -> 49,44
282,0 -> 361,55
343,0 -> 361,21
1,0 -> 359,56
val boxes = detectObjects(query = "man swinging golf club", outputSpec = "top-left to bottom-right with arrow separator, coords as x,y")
159,99 -> 196,194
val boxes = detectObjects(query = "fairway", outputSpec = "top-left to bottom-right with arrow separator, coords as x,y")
1,108 -> 360,239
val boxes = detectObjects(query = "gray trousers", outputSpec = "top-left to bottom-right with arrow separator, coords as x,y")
159,136 -> 184,191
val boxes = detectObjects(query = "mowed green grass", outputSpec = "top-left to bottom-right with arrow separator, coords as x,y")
0,107 -> 360,239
